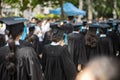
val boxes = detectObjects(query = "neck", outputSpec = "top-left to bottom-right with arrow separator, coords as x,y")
15,35 -> 21,41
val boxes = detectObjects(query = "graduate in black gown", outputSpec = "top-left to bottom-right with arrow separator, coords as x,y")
42,26 -> 76,80
0,17 -> 43,80
85,23 -> 99,61
25,23 -> 41,56
67,24 -> 87,71
107,21 -> 119,56
97,22 -> 113,56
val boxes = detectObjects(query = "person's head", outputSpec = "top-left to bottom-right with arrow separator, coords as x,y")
31,17 -> 38,24
0,17 -> 26,40
7,23 -> 24,40
51,29 -> 64,42
76,56 -> 120,80
26,7 -> 30,11
26,23 -> 35,39
99,22 -> 110,34
85,23 -> 98,48
68,16 -> 74,23
37,20 -> 42,27
73,24 -> 81,32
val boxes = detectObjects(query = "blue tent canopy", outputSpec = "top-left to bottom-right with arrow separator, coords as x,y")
50,2 -> 86,16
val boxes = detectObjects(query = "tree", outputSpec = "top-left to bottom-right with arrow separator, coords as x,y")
0,0 -> 2,16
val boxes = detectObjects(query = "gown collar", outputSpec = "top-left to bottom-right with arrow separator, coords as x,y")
100,34 -> 107,37
72,31 -> 79,34
51,42 -> 59,46
6,40 -> 20,46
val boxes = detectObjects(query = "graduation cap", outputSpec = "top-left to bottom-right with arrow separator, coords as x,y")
61,23 -> 73,33
98,22 -> 110,34
107,19 -> 117,27
99,22 -> 110,29
0,16 -> 27,39
88,22 -> 100,32
72,24 -> 82,31
0,16 -> 28,25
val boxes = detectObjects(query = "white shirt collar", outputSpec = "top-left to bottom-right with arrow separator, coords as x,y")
72,31 -> 79,34
100,34 -> 107,37
81,26 -> 87,29
6,41 -> 20,46
51,42 -> 59,46
108,29 -> 112,31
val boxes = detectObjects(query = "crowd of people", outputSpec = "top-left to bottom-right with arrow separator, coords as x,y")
0,16 -> 120,80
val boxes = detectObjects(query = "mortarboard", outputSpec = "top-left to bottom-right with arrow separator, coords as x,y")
107,19 -> 117,27
0,17 -> 28,39
72,24 -> 82,31
89,22 -> 100,28
99,22 -> 110,29
88,22 -> 100,32
0,16 -> 27,25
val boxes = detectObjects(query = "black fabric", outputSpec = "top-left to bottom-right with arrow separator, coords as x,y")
42,44 -> 76,80
19,40 -> 32,47
0,46 -> 43,80
107,31 -> 119,56
0,34 -> 6,48
67,33 -> 87,67
61,24 -> 73,34
97,36 -> 113,56
43,31 -> 52,46
85,45 -> 98,61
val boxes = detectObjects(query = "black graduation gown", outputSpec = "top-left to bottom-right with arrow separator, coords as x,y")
19,40 -> 32,47
97,35 -> 113,56
118,33 -> 120,59
85,45 -> 98,61
0,46 -> 43,80
0,34 -> 6,48
107,31 -> 119,56
42,44 -> 76,80
43,31 -> 52,46
67,32 -> 87,67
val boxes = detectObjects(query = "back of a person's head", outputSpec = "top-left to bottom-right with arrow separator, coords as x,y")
51,30 -> 64,42
76,56 -> 120,80
85,31 -> 98,48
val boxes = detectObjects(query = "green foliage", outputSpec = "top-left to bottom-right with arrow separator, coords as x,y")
3,0 -> 120,18
20,0 -> 29,11
35,13 -> 46,19
4,0 -> 20,8
35,13 -> 60,20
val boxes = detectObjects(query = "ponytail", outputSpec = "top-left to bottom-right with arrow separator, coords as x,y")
6,39 -> 16,75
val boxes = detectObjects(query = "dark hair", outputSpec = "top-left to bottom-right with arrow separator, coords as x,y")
6,39 -> 16,75
68,16 -> 74,21
26,27 -> 35,40
26,35 -> 39,55
51,30 -> 64,42
31,17 -> 38,21
99,28 -> 107,34
85,31 -> 98,48
9,23 -> 24,40
37,20 -> 42,24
